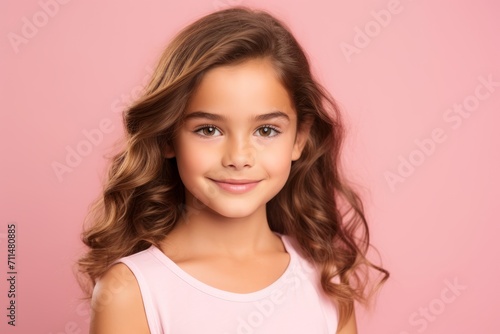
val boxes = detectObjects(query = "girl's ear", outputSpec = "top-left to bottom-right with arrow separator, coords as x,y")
291,119 -> 312,161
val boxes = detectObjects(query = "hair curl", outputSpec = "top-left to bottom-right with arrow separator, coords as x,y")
78,6 -> 389,329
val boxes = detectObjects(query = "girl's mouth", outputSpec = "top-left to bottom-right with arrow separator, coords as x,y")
209,179 -> 261,193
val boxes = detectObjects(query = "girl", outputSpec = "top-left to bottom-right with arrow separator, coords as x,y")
78,6 -> 388,334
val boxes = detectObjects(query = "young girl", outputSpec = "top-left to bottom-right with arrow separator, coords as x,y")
78,6 -> 388,334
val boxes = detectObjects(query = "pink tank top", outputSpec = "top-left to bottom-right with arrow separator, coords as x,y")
118,233 -> 339,333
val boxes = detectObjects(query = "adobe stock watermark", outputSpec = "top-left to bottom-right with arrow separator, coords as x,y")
51,66 -> 154,183
399,277 -> 466,333
384,74 -> 499,192
340,0 -> 415,63
7,0 -> 73,54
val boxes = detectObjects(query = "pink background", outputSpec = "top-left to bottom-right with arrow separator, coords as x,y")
1,0 -> 499,333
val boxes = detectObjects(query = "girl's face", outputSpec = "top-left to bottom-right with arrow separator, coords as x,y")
166,57 -> 309,219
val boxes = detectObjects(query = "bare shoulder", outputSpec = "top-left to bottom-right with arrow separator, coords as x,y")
90,263 -> 150,334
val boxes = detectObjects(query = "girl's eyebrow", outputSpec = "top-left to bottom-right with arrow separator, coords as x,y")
183,111 -> 290,122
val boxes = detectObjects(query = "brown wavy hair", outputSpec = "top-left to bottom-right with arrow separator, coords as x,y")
78,6 -> 388,329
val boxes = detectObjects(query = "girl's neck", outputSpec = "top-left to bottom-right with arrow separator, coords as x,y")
161,204 -> 283,259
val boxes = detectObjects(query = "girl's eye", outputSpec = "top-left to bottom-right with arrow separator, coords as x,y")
255,125 -> 280,137
194,125 -> 280,137
195,126 -> 221,137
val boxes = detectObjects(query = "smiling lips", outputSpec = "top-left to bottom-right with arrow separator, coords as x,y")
210,179 -> 261,194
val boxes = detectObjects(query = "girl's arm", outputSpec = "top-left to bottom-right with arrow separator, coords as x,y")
89,263 -> 150,334
336,308 -> 358,334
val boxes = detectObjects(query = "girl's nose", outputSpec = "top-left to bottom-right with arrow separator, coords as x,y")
221,136 -> 255,169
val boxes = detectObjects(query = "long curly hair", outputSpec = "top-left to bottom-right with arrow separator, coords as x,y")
78,6 -> 388,329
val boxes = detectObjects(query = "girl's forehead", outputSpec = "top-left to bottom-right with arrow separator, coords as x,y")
186,58 -> 295,117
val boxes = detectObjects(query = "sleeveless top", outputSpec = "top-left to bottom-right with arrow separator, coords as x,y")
118,233 -> 339,333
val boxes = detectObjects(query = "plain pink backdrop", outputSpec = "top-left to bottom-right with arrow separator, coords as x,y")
1,0 -> 499,333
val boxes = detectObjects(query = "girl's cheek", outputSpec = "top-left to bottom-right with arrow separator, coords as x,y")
189,144 -> 224,169
259,148 -> 290,167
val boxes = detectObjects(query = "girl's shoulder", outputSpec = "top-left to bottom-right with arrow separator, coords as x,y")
279,233 -> 311,263
90,263 -> 149,333
279,233 -> 320,273
280,233 -> 340,283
